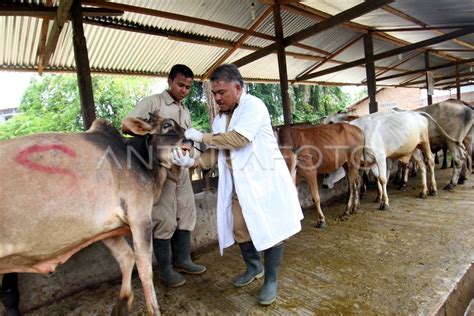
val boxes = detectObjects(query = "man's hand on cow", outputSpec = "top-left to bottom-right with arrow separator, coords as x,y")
185,128 -> 204,142
172,148 -> 195,168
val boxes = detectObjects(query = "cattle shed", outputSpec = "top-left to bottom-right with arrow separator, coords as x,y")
1,0 -> 474,314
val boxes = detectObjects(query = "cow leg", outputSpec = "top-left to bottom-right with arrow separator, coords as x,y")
396,162 -> 409,190
458,136 -> 471,183
305,170 -> 326,228
360,170 -> 369,199
102,236 -> 135,314
392,160 -> 403,185
444,142 -> 464,190
202,168 -> 212,191
370,165 -> 383,203
128,215 -> 160,315
371,160 -> 389,210
353,171 -> 361,211
345,166 -> 360,216
458,162 -> 468,185
412,150 -> 429,198
341,173 -> 354,220
400,162 -> 410,190
441,147 -> 448,169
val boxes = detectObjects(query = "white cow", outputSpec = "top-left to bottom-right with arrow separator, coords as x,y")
323,110 -> 459,210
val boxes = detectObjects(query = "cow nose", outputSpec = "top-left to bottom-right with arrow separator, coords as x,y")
183,138 -> 194,147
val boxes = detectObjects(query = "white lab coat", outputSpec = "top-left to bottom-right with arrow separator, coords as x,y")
213,93 -> 303,254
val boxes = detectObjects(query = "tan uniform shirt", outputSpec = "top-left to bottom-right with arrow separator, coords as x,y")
198,113 -> 249,170
127,90 -> 195,239
128,90 -> 192,129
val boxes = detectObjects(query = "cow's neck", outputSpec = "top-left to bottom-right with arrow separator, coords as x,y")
125,136 -> 168,203
126,136 -> 159,174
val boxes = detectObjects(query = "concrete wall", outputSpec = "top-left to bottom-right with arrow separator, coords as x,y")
4,178 -> 348,313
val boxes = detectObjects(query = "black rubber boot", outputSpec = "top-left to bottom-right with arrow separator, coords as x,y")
233,241 -> 264,287
1,273 -> 21,316
258,243 -> 284,306
171,230 -> 206,274
153,239 -> 186,287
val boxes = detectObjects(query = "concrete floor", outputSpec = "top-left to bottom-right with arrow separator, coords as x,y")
26,167 -> 474,315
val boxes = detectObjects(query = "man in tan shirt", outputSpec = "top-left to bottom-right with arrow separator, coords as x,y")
128,64 -> 206,288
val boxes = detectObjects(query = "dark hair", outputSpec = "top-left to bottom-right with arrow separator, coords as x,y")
210,64 -> 243,87
169,64 -> 194,80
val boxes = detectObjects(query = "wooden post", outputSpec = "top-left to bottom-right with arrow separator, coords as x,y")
456,64 -> 461,100
71,0 -> 96,130
364,32 -> 378,113
273,4 -> 292,126
425,51 -> 433,105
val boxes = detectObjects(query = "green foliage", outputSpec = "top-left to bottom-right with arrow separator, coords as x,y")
0,74 -> 155,140
183,81 -> 211,132
352,87 -> 368,104
245,83 -> 351,125
246,83 -> 283,125
292,85 -> 350,124
0,74 -> 353,141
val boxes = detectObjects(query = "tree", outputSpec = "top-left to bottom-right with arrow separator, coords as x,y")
247,83 -> 283,124
183,81 -> 211,132
291,84 -> 350,123
0,74 -> 155,140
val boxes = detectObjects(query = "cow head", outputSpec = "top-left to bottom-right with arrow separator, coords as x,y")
321,113 -> 359,124
121,112 -> 193,169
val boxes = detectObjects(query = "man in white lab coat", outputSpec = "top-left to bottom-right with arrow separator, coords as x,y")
181,64 -> 303,305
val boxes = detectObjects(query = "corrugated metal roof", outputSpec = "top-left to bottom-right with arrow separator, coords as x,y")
1,0 -> 473,89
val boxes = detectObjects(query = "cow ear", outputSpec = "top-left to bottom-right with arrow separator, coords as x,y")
344,115 -> 359,122
121,117 -> 154,136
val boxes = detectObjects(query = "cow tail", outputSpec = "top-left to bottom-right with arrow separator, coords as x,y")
289,150 -> 298,184
417,112 -> 466,151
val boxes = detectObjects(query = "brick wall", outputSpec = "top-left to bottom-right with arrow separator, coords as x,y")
349,87 -> 423,116
348,88 -> 474,116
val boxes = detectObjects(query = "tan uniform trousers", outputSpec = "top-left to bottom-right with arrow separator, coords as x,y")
152,168 -> 196,239
232,190 -> 252,243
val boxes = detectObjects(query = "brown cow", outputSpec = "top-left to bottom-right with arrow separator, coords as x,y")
0,112 -> 189,315
278,123 -> 365,228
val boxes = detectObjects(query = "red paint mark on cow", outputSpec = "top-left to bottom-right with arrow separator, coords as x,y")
16,144 -> 78,178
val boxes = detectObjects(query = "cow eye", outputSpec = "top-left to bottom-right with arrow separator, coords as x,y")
163,122 -> 172,128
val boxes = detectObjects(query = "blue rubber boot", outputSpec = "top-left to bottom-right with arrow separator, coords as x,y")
171,230 -> 206,274
258,243 -> 284,305
233,242 -> 264,287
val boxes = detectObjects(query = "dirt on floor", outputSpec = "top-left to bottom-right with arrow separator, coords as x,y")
15,167 -> 474,315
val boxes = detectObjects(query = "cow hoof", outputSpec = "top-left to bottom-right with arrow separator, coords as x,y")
397,182 -> 407,190
378,203 -> 390,211
457,177 -> 466,185
112,298 -> 130,316
443,183 -> 456,191
418,192 -> 427,199
429,190 -> 438,196
339,214 -> 350,221
314,221 -> 326,229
